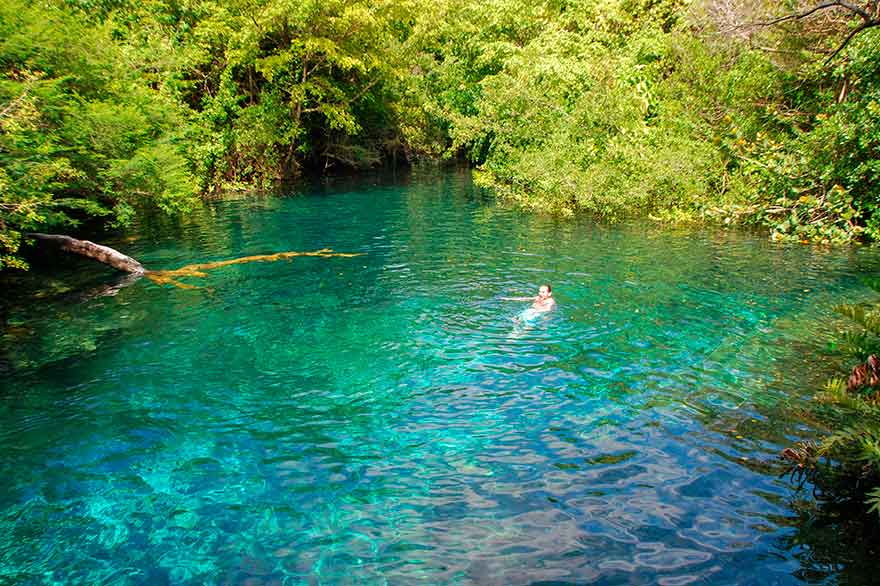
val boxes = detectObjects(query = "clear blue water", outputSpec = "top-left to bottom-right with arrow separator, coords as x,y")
2,169 -> 880,585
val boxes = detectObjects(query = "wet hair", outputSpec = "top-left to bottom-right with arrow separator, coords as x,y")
541,284 -> 552,293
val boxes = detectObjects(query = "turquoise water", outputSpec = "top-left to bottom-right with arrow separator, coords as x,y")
2,169 -> 880,585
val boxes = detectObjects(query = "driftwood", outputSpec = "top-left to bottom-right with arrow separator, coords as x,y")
27,232 -> 362,291
27,233 -> 145,274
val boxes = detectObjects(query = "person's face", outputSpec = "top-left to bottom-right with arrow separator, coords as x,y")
538,286 -> 550,299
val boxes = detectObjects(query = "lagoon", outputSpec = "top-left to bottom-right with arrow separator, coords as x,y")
2,169 -> 879,585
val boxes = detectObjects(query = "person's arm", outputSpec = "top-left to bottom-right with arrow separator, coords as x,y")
500,296 -> 533,301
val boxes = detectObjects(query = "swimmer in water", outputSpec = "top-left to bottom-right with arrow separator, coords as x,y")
503,284 -> 556,323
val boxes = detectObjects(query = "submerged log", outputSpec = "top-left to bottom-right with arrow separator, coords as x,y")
27,233 -> 144,274
27,233 -> 363,295
145,249 -> 363,289
26,232 -> 362,291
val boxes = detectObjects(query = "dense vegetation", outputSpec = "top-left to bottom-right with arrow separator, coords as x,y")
416,0 -> 880,244
2,0 -> 879,270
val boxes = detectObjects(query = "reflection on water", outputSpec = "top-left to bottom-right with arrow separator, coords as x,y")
2,168 -> 880,585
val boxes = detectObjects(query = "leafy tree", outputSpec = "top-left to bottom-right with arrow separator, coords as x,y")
148,0 -> 420,188
0,0 -> 196,270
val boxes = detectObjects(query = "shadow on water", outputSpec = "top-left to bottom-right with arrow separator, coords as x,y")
776,500 -> 880,584
676,326 -> 880,584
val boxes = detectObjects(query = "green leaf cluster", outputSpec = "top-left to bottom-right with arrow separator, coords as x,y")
402,0 -> 880,240
795,379 -> 880,518
0,0 -> 196,269
792,279 -> 880,521
150,0 -> 419,189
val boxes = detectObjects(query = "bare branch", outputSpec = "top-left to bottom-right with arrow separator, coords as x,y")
825,20 -> 880,62
755,2 -> 849,27
737,1 -> 880,63
836,1 -> 873,20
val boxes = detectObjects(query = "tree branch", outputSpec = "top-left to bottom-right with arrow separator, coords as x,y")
755,2 -> 849,27
346,77 -> 381,105
837,1 -> 873,20
746,1 -> 880,63
825,20 -> 880,62
26,233 -> 145,274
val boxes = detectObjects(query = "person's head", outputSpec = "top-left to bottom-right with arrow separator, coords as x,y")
538,284 -> 552,298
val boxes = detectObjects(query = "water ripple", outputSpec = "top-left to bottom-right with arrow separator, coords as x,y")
2,171 -> 880,584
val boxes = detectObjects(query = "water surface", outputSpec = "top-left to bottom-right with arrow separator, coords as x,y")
2,169 -> 879,585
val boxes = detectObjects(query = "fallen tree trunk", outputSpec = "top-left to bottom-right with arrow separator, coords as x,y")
27,233 -> 145,274
26,233 -> 363,291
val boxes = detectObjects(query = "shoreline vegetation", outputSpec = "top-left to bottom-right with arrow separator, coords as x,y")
782,279 -> 880,525
2,0 -> 880,524
3,1 -> 880,271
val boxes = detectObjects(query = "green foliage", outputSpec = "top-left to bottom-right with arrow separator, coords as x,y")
726,32 -> 880,244
0,0 -> 196,269
833,278 -> 880,360
869,486 -> 880,515
154,0 -> 418,188
3,0 -> 880,274
793,419 -> 880,512
791,283 -> 880,520
405,0 -> 708,216
404,1 -> 756,219
401,0 -> 880,242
